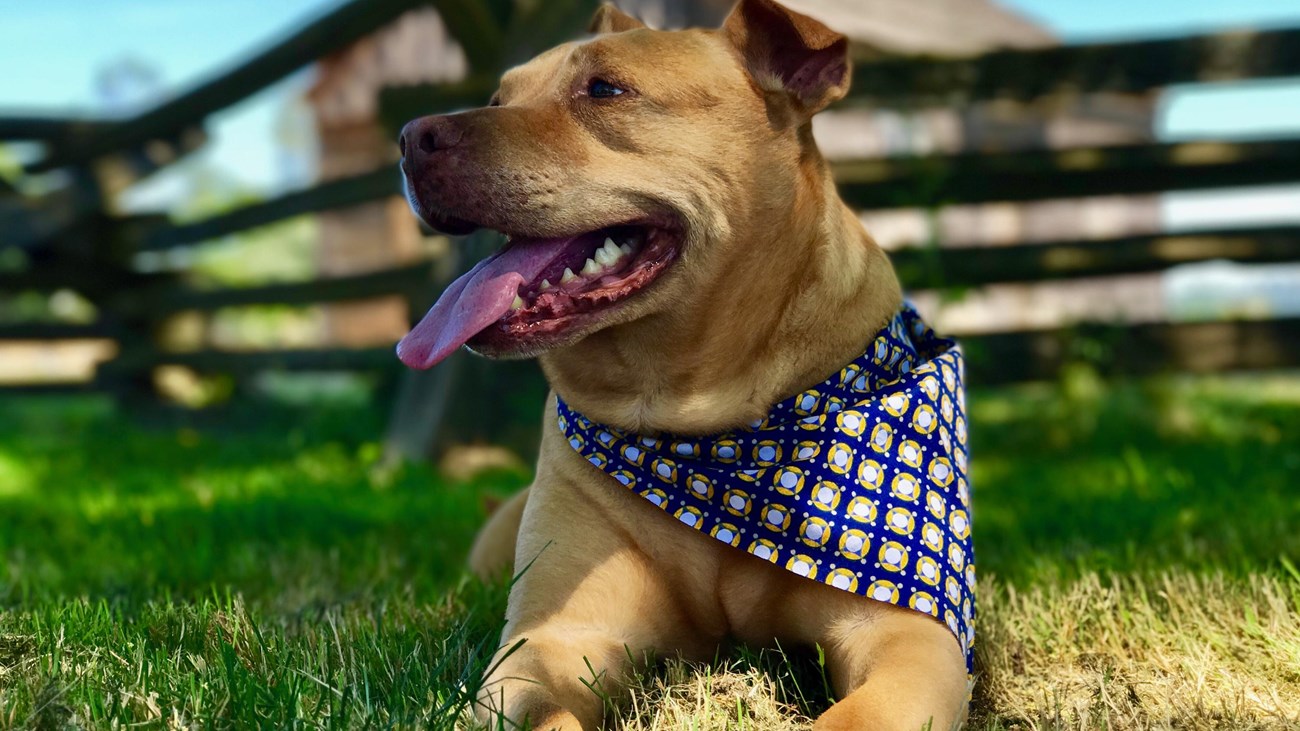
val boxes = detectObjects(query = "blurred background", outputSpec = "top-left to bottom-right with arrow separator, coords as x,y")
3,2 -> 1300,728
2,0 -> 1300,460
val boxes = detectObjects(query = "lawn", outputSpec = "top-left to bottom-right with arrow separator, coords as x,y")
1,373 -> 1298,729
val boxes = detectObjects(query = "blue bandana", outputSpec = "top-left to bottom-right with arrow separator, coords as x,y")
556,305 -> 974,670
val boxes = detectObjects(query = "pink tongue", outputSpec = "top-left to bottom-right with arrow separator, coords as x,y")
396,238 -> 572,369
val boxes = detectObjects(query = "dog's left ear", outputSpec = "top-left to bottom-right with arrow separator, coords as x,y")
589,3 -> 647,34
723,0 -> 850,118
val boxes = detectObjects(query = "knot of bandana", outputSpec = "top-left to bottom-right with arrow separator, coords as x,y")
556,305 -> 974,670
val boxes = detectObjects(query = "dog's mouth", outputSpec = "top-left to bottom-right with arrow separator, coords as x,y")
397,222 -> 681,369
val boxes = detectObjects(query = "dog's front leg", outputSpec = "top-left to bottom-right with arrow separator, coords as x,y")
474,559 -> 698,731
813,605 -> 969,731
475,624 -> 633,731
474,451 -> 708,730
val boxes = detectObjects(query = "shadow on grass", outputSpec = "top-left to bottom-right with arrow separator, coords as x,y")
968,373 -> 1300,584
2,581 -> 513,729
7,375 -> 1295,606
2,374 -> 1298,728
0,397 -> 529,607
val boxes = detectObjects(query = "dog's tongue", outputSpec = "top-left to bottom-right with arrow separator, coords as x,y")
396,239 -> 569,369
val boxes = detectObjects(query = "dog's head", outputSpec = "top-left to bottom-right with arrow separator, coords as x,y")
397,0 -> 850,369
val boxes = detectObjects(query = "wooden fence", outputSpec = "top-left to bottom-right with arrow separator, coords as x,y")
2,0 -> 1298,453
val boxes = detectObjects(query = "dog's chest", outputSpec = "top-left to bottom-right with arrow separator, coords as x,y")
553,306 -> 977,670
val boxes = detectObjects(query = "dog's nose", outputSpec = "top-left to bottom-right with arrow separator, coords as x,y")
399,115 -> 464,163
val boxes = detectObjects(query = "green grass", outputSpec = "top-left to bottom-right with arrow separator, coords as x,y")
1,373 -> 1299,729
0,399 -> 521,728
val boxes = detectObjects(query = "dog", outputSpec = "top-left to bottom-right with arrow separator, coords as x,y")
396,1 -> 972,728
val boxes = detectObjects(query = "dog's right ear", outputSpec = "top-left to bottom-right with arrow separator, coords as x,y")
589,3 -> 647,34
723,0 -> 850,119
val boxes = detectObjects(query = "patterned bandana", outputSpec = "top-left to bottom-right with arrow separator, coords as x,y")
556,305 -> 974,670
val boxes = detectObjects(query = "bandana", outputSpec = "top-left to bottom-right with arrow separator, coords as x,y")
556,305 -> 974,670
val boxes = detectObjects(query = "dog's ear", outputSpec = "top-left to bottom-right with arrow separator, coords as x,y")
723,0 -> 850,117
589,3 -> 647,34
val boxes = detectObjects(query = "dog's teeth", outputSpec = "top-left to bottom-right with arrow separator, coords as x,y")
540,279 -> 552,291
511,295 -> 525,311
581,257 -> 601,276
560,267 -> 577,284
594,238 -> 624,267
619,243 -> 633,257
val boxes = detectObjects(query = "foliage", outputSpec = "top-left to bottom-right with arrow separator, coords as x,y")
0,145 -> 19,185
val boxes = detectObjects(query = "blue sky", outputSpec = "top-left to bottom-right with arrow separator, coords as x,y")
0,0 -> 334,111
4,0 -> 1299,108
2,0 -> 1299,212
1006,0 -> 1300,39
0,0 -> 337,195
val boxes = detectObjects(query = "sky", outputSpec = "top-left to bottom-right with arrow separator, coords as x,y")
1,0 -> 1300,221
0,0 -> 337,195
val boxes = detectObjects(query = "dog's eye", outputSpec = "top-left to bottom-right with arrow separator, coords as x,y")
588,79 -> 626,99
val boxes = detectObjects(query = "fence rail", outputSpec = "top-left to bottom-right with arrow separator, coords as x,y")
0,323 -> 119,340
106,347 -> 398,374
23,0 -> 434,173
71,317 -> 1300,388
0,382 -> 104,395
380,27 -> 1300,124
970,317 -> 1300,384
118,137 -> 1300,255
892,225 -> 1300,288
835,137 -> 1300,209
20,0 -> 599,175
49,223 -> 1293,318
847,27 -> 1300,105
0,117 -> 114,143
138,263 -> 435,315
140,169 -> 401,251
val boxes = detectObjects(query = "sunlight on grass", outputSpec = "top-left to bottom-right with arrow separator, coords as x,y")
974,572 -> 1300,730
0,450 -> 33,498
1,374 -> 1298,729
620,659 -> 814,731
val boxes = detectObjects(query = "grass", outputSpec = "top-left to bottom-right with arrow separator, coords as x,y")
1,372 -> 1299,729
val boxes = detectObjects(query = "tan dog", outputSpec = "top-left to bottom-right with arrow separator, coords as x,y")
396,1 -> 969,728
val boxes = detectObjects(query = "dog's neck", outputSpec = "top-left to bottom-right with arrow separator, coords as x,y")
539,156 -> 901,436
